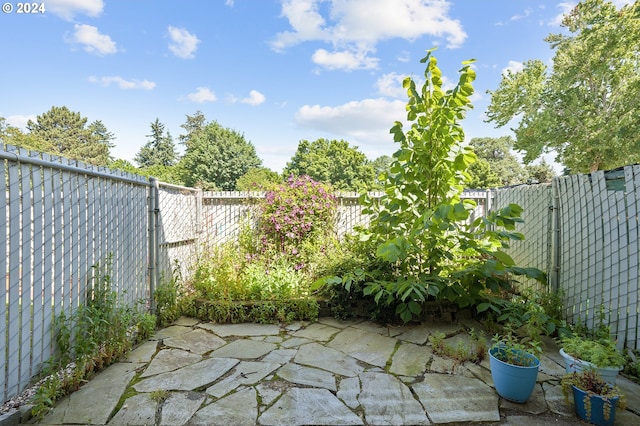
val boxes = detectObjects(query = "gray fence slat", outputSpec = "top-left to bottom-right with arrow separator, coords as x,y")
1,158 -> 7,401
7,158 -> 21,398
20,160 -> 33,386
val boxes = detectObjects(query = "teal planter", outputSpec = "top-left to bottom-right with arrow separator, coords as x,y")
572,385 -> 619,426
489,346 -> 540,403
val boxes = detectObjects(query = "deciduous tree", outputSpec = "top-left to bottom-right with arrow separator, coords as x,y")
283,138 -> 377,191
486,0 -> 640,173
180,120 -> 261,190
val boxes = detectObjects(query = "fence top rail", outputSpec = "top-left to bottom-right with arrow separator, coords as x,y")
1,144 -> 150,186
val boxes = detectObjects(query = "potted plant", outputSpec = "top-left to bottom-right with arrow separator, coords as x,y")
560,335 -> 625,384
561,369 -> 626,426
488,326 -> 541,403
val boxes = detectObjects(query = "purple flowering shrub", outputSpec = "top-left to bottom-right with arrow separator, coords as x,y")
256,175 -> 337,269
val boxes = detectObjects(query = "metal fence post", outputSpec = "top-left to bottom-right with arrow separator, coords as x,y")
148,177 -> 158,313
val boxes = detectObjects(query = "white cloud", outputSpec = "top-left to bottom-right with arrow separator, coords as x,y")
88,76 -> 156,90
312,48 -> 378,71
502,60 -> 524,76
5,114 -> 36,129
510,7 -> 532,22
69,24 -> 117,55
167,26 -> 200,59
295,98 -> 406,152
272,0 -> 467,71
187,87 -> 217,103
47,0 -> 103,20
240,90 -> 266,106
375,72 -> 406,98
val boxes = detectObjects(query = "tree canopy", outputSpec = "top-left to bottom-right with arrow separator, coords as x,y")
135,118 -> 178,168
25,106 -> 113,165
486,0 -> 640,173
283,138 -> 378,191
180,120 -> 261,190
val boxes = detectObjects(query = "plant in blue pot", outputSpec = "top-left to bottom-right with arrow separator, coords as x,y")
489,325 -> 542,403
561,369 -> 626,426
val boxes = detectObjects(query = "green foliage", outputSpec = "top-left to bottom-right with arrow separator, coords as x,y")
236,167 -> 282,191
283,138 -> 378,191
25,106 -> 113,165
487,0 -> 640,173
135,118 -> 178,167
182,297 -> 319,324
328,49 -> 547,323
154,261 -> 185,327
32,256 -> 155,418
181,120 -> 261,190
491,323 -> 542,367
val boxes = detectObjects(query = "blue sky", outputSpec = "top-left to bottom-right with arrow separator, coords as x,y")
0,0 -> 632,172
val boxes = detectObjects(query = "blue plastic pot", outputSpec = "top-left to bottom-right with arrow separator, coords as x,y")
489,346 -> 540,403
572,385 -> 619,426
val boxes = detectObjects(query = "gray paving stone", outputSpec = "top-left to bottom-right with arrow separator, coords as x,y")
350,321 -> 391,336
292,322 -> 340,341
295,342 -> 364,377
124,340 -> 158,363
337,376 -> 361,409
262,348 -> 297,364
160,392 -> 206,426
358,372 -> 429,425
317,317 -> 360,329
108,393 -> 157,425
163,328 -> 227,354
397,325 -> 431,344
198,322 -> 280,337
134,357 -> 239,392
206,361 -> 280,398
47,362 -> 142,425
173,316 -> 200,326
389,341 -> 432,376
141,348 -> 201,377
209,338 -> 277,359
543,382 -> 574,417
423,322 -> 464,336
327,327 -> 397,368
256,383 -> 283,407
258,387 -> 364,426
500,383 -> 547,414
429,354 -> 458,374
280,336 -> 312,348
277,362 -> 336,391
413,374 -> 500,423
188,387 -> 258,426
539,353 -> 568,378
154,325 -> 192,340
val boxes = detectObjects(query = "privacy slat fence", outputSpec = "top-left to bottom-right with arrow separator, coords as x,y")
1,145 -> 149,405
3,140 -> 640,406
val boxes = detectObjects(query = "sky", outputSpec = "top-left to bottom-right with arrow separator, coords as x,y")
0,0 -> 633,173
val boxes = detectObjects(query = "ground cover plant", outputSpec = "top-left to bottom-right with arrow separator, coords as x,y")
313,49 -> 546,324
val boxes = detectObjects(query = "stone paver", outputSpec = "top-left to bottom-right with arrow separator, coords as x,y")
163,328 -> 226,354
389,341 -> 432,376
295,342 -> 364,377
108,393 -> 157,425
413,374 -> 500,423
277,362 -> 336,391
327,327 -> 397,368
24,317 -> 640,426
134,357 -> 239,392
206,361 -> 280,398
209,339 -> 276,359
358,371 -> 430,425
160,392 -> 206,426
258,387 -> 364,426
141,348 -> 201,377
189,387 -> 258,426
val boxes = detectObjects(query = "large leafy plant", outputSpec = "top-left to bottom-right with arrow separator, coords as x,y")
350,49 -> 545,322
